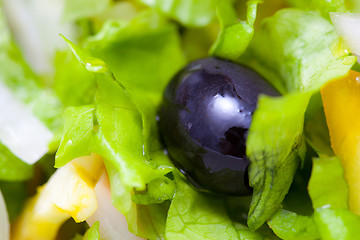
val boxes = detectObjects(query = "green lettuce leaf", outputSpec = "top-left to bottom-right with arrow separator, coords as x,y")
135,202 -> 170,239
308,156 -> 360,240
94,77 -> 170,188
57,9 -> 185,165
71,222 -> 101,240
210,0 -> 261,60
267,209 -> 320,240
308,157 -> 348,209
84,221 -> 100,240
314,208 -> 360,240
165,174 -> 263,240
132,175 -> 175,205
56,37 -> 173,186
246,92 -> 311,230
84,11 -> 185,104
138,0 -> 218,27
63,0 -> 111,22
84,10 -> 185,160
54,50 -> 97,107
243,9 -> 356,93
54,106 -> 95,166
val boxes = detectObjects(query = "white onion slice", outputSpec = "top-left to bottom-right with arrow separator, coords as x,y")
330,12 -> 360,57
87,174 -> 144,240
0,82 -> 53,164
0,191 -> 10,240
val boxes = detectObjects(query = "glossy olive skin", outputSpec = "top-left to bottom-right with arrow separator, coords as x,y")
158,58 -> 280,196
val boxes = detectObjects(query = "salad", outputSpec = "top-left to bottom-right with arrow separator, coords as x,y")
1,0 -> 360,239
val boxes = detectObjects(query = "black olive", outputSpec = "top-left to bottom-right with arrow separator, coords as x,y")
158,57 -> 280,196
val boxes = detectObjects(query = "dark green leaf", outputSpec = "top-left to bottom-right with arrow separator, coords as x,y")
0,181 -> 27,220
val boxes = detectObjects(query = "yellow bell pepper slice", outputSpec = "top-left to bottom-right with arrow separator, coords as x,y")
321,70 -> 360,215
12,154 -> 104,240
